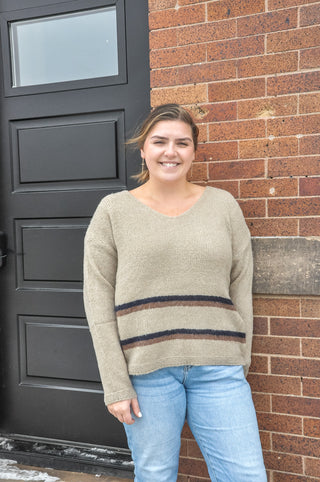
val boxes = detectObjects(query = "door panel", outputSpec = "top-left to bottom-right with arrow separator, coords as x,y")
0,0 -> 150,449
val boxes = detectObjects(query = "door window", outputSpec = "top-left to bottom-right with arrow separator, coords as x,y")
10,6 -> 118,87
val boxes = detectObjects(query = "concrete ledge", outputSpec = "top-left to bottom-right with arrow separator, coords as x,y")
252,237 -> 320,296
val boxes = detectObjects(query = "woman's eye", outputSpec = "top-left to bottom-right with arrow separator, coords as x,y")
178,142 -> 188,147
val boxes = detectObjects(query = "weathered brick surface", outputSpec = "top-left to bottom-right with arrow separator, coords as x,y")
148,0 -> 320,478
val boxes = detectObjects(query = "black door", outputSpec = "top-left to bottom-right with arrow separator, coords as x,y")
0,0 -> 149,449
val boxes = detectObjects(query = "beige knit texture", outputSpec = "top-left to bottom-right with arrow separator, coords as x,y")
83,187 -> 253,406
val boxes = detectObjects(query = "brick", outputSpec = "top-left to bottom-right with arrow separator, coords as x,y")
260,432 -> 271,450
207,180 -> 239,198
197,124 -> 207,143
181,422 -> 193,439
187,439 -> 202,459
238,199 -> 266,217
194,103 -> 237,123
253,316 -> 268,335
247,374 -> 301,395
268,156 -> 320,177
238,96 -> 298,120
272,395 -> 320,417
303,378 -> 320,398
238,52 -> 298,78
271,318 -> 320,337
150,68 -> 178,89
247,218 -> 298,237
300,177 -> 320,196
268,197 -> 320,217
178,456 -> 209,478
151,60 -> 237,88
177,19 -> 236,46
257,412 -> 302,434
250,355 -> 269,373
207,0 -> 265,21
269,0 -> 316,8
253,297 -> 300,317
271,357 -> 320,378
149,28 -> 178,50
180,438 -> 187,457
268,114 -> 320,137
267,25 -> 320,53
301,298 -> 320,318
151,84 -> 207,106
197,141 -> 238,162
207,36 -> 264,62
238,9 -> 297,36
305,457 -> 320,478
299,93 -> 320,114
300,218 -> 320,236
273,473 -> 315,482
150,44 -> 206,69
240,137 -> 298,159
268,71 -> 320,96
263,451 -> 303,474
240,178 -> 298,199
252,392 -> 271,412
149,4 -> 205,30
148,0 -> 176,10
300,47 -> 320,69
209,78 -> 265,102
300,135 -> 320,155
273,433 -> 320,458
304,418 -> 320,438
178,0 -> 210,4
252,335 -> 300,356
209,119 -> 265,142
209,160 -> 265,181
300,4 -> 320,27
188,162 -> 208,182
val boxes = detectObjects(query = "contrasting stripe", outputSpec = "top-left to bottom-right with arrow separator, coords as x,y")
115,295 -> 235,316
121,328 -> 246,350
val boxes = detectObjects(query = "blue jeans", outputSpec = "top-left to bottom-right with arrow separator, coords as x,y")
124,365 -> 267,482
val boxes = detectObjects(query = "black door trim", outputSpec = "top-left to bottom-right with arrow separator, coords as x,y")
0,433 -> 134,478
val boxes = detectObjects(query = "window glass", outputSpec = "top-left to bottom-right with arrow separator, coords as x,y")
10,6 -> 118,87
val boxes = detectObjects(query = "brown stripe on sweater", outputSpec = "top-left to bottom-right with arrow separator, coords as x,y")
117,300 -> 236,317
122,333 -> 246,350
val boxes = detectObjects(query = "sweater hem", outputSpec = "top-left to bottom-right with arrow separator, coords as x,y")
128,356 -> 247,376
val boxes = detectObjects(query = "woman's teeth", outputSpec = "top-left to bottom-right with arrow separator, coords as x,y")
161,163 -> 179,167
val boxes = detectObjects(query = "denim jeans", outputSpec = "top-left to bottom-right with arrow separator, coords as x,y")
124,365 -> 267,482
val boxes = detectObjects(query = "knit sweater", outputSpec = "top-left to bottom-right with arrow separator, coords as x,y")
83,186 -> 253,406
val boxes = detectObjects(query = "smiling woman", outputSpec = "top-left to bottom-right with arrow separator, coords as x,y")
83,104 -> 267,481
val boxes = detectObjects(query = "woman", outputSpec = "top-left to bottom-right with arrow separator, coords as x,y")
83,104 -> 267,481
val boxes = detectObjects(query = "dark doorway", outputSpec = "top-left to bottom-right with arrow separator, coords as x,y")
0,0 -> 149,458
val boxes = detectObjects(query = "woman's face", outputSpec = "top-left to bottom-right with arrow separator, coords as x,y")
140,120 -> 195,184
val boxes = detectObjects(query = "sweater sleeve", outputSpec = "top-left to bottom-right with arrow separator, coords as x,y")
83,198 -> 137,405
228,197 -> 253,377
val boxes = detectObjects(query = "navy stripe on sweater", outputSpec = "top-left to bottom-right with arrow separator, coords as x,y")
121,328 -> 246,349
115,295 -> 234,313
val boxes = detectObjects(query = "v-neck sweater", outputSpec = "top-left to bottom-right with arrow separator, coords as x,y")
83,186 -> 253,406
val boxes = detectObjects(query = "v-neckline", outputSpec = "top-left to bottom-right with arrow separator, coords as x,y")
125,186 -> 209,219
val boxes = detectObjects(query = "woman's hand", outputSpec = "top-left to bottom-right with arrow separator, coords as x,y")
107,398 -> 142,425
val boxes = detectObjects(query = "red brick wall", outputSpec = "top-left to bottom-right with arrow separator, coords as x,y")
148,1 -> 320,480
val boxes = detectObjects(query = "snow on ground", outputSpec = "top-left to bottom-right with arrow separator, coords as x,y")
0,459 -> 60,481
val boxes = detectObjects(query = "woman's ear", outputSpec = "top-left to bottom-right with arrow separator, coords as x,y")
140,148 -> 145,160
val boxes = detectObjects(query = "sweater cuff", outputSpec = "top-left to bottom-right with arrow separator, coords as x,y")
104,387 -> 137,406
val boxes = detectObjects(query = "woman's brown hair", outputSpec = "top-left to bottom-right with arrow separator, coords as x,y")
129,104 -> 199,184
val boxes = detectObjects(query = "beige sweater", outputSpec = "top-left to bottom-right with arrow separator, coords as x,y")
83,186 -> 253,405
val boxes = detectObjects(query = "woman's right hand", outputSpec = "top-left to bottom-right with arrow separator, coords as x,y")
107,397 -> 142,425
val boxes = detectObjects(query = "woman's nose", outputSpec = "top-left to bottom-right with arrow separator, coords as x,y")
165,143 -> 176,157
